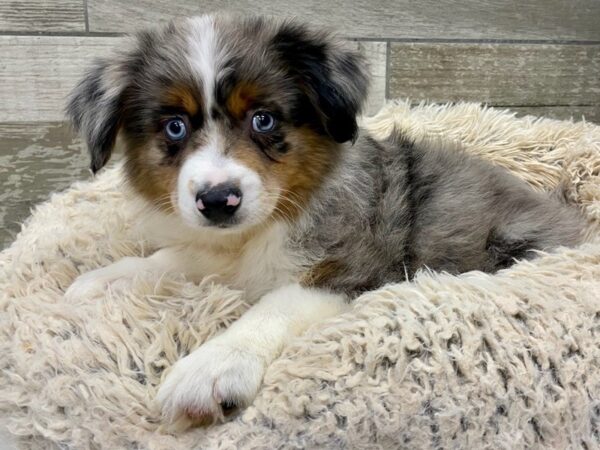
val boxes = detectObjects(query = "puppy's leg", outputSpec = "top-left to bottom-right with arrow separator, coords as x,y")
485,197 -> 584,271
156,283 -> 348,425
65,247 -> 195,300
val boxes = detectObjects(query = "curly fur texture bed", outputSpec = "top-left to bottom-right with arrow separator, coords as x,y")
1,101 -> 600,449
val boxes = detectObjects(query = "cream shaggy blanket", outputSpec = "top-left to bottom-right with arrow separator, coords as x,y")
1,101 -> 600,450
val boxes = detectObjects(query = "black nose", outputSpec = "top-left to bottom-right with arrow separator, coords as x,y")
196,184 -> 242,223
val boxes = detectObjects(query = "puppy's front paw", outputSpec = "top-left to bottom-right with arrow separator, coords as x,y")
156,338 -> 266,426
64,269 -> 110,301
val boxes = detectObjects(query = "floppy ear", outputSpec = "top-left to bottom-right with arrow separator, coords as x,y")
272,22 -> 369,143
66,58 -> 126,173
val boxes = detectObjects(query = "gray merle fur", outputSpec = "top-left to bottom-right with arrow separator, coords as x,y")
295,133 -> 584,295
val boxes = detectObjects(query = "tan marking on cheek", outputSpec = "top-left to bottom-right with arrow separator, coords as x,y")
146,145 -> 165,165
226,82 -> 260,120
226,128 -> 340,223
187,179 -> 195,195
124,142 -> 179,212
271,127 -> 340,219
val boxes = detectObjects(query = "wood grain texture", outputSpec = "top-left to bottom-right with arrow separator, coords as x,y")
353,41 -> 387,116
0,0 -> 85,32
388,43 -> 600,107
0,36 -> 124,122
87,0 -> 600,40
0,122 -> 89,249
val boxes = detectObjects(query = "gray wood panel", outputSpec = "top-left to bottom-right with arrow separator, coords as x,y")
0,122 -> 88,249
354,41 -> 387,116
0,0 -> 85,32
87,0 -> 600,40
0,36 -> 123,122
388,43 -> 600,107
0,36 -> 386,121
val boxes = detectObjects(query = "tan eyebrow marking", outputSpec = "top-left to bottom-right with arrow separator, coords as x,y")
226,82 -> 260,120
163,84 -> 200,117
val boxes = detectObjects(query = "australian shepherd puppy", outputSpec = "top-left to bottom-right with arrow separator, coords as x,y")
66,14 -> 584,425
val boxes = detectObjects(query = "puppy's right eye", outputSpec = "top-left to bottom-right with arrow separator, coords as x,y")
251,111 -> 276,133
164,118 -> 188,141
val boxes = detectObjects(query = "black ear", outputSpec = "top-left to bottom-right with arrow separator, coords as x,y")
271,22 -> 369,143
66,58 -> 125,173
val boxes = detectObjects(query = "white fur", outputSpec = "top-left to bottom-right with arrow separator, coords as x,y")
65,247 -> 205,301
69,213 -> 304,303
187,16 -> 219,111
156,284 -> 348,423
175,133 -> 276,231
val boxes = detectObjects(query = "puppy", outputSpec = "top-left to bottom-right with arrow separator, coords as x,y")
66,14 -> 584,425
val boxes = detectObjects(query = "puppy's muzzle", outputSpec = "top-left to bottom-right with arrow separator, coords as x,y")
196,183 -> 242,224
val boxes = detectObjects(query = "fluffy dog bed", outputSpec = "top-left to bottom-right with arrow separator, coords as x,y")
1,101 -> 599,449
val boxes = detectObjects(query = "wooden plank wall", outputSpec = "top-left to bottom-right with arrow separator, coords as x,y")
1,0 -> 599,247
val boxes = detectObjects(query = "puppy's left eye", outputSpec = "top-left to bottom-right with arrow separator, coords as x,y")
251,112 -> 276,133
164,118 -> 188,141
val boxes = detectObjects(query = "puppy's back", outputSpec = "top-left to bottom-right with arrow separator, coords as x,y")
396,135 -> 585,274
299,131 -> 584,295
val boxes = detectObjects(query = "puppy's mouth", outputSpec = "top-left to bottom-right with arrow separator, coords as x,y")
202,216 -> 242,229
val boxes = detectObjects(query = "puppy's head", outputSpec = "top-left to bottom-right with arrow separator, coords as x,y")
67,15 -> 369,231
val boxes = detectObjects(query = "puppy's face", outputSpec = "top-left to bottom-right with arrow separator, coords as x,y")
68,15 -> 368,232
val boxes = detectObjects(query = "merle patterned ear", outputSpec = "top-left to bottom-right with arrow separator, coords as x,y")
272,22 -> 369,143
66,58 -> 126,173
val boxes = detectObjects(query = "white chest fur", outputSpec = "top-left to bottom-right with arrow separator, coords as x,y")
133,204 -> 304,302
187,222 -> 303,301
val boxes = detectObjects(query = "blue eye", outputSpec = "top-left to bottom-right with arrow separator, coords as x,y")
251,112 -> 276,133
164,118 -> 187,141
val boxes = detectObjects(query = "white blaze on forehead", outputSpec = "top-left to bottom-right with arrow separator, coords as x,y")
187,15 -> 221,110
